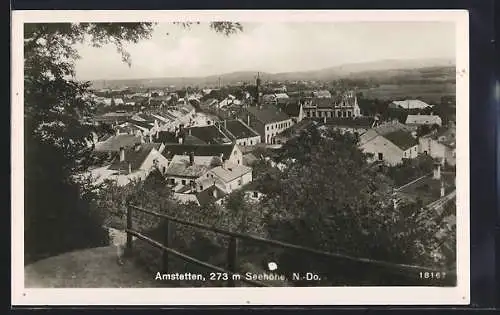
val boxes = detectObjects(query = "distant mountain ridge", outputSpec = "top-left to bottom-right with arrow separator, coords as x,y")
90,58 -> 455,89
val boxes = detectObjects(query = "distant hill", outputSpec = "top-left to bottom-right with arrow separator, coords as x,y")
89,58 -> 455,90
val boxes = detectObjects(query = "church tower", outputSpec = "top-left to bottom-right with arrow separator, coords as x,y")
255,72 -> 261,106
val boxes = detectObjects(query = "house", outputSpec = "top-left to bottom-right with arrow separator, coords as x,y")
405,114 -> 443,127
261,94 -> 277,105
242,106 -> 294,144
319,117 -> 375,135
164,153 -> 212,191
217,119 -> 261,147
419,128 -> 456,166
389,99 -> 433,110
312,90 -> 332,98
279,99 -> 304,123
84,142 -> 168,186
184,125 -> 233,145
161,143 -> 243,166
173,180 -> 227,206
359,123 -> 419,166
205,163 -> 253,193
303,90 -> 361,119
94,134 -> 143,153
200,98 -> 219,110
274,93 -> 290,105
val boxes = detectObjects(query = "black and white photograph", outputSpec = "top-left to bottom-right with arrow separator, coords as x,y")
12,10 -> 469,305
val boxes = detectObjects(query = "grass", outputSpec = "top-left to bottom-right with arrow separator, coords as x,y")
24,246 -> 162,288
358,83 -> 455,104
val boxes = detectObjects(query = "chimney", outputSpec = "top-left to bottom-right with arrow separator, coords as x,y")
128,163 -> 132,174
440,181 -> 445,197
188,128 -> 192,136
134,142 -> 141,151
247,115 -> 250,126
224,120 -> 227,129
119,147 -> 125,161
433,162 -> 441,180
189,151 -> 194,165
140,134 -> 145,143
178,137 -> 184,144
212,188 -> 218,199
115,128 -> 119,136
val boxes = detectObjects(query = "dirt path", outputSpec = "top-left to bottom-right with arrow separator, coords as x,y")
24,246 -> 160,288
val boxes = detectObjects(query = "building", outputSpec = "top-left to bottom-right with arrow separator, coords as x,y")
216,119 -> 261,147
93,134 -> 142,153
164,153 -> 211,191
204,163 -> 253,193
83,142 -> 168,186
319,117 -> 375,135
161,143 -> 243,166
312,90 -> 332,98
389,99 -> 434,110
405,114 -> 443,127
418,128 -> 456,166
359,122 -> 419,166
278,99 -> 304,123
184,125 -> 233,144
303,90 -> 361,119
242,106 -> 294,144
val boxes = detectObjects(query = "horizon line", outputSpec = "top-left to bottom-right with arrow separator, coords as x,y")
80,57 -> 456,83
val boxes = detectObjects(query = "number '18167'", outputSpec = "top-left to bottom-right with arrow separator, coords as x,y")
419,272 -> 446,280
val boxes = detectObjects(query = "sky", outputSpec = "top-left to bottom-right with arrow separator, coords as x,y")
74,22 -> 456,81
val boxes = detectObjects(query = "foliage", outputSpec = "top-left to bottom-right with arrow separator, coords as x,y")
384,155 -> 436,187
256,127 -> 452,285
24,22 -> 243,262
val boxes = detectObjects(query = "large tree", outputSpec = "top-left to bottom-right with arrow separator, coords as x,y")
23,22 -> 243,263
259,127 -> 454,285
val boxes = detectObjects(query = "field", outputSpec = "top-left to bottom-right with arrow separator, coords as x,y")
358,83 -> 456,104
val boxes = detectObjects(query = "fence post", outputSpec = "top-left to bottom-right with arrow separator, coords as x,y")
125,203 -> 133,256
162,219 -> 173,273
227,236 -> 238,287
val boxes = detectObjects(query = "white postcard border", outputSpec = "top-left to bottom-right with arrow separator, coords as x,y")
11,9 -> 470,306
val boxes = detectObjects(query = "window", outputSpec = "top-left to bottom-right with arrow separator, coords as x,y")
170,178 -> 175,185
253,191 -> 258,198
267,126 -> 269,131
378,153 -> 383,161
237,160 -> 240,165
162,166 -> 166,174
200,185 -> 203,190
181,179 -> 186,185
207,174 -> 210,177
238,179 -> 242,185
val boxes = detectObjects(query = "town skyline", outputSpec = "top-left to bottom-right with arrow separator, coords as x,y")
75,22 -> 456,81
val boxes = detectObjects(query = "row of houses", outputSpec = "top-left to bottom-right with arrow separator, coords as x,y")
85,136 -> 258,206
356,120 -> 455,166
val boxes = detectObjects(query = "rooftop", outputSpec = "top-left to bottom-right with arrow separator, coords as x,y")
185,125 -> 232,144
245,106 -> 291,125
94,134 -> 142,152
324,117 -> 374,128
391,99 -> 434,110
162,143 -> 236,161
405,115 -> 443,125
164,161 -> 209,179
209,163 -> 252,183
108,143 -> 162,174
196,185 -> 227,206
223,120 -> 260,140
383,130 -> 418,151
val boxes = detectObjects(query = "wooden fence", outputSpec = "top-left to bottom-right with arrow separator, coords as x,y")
125,203 -> 455,287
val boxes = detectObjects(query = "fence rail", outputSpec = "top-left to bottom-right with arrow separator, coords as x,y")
125,203 -> 455,287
